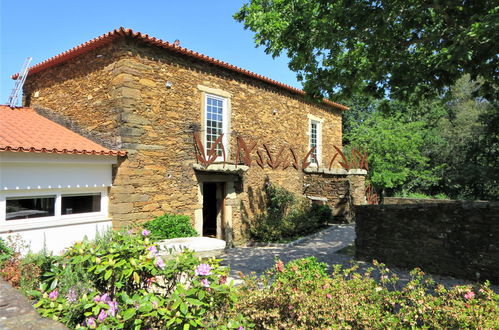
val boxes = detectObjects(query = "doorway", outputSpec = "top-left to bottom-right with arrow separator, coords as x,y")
202,182 -> 225,238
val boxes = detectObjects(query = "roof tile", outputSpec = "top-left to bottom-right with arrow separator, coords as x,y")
0,105 -> 126,156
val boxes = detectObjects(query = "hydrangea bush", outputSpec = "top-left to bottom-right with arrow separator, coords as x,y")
30,228 -> 246,329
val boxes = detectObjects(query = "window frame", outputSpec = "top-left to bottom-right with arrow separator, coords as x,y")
308,114 -> 324,167
0,188 -> 109,231
204,93 -> 229,162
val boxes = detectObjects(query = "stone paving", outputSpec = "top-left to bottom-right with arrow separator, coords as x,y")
220,225 -> 354,278
221,224 -> 499,293
0,279 -> 67,330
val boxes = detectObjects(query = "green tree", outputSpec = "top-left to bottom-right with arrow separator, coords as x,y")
432,76 -> 498,199
235,0 -> 498,101
346,108 -> 441,195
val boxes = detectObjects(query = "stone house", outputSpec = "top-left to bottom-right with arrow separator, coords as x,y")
17,27 -> 366,246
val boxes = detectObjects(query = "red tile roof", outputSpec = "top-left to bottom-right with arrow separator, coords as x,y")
13,27 -> 348,111
0,105 -> 126,156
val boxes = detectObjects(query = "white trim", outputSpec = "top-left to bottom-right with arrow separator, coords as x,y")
0,152 -> 118,164
0,216 -> 111,233
308,118 -> 323,167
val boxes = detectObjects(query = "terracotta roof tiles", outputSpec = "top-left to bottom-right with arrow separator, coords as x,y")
13,27 -> 348,111
0,105 -> 126,156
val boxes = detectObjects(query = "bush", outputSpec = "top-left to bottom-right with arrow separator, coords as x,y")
30,228 -> 246,329
144,214 -> 198,241
234,259 -> 499,329
0,235 -> 40,291
250,184 -> 332,242
0,238 -> 13,266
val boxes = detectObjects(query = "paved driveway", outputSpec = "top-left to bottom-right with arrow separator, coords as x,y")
221,225 -> 355,277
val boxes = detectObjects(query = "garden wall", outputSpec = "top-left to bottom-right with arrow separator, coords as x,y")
383,197 -> 456,205
355,201 -> 499,283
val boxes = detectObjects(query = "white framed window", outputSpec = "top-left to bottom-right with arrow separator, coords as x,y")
0,188 -> 109,230
308,114 -> 324,166
205,93 -> 228,160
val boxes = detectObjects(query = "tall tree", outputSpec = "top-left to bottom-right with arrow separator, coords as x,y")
235,0 -> 498,102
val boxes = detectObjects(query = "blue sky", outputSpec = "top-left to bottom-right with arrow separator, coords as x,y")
0,0 -> 301,106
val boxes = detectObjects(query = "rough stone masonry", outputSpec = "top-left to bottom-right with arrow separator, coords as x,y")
23,33 -> 365,245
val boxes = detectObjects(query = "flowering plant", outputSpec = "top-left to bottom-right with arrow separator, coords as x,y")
30,228 -> 248,329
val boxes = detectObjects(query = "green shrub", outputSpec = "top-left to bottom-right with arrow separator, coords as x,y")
250,184 -> 332,242
395,191 -> 450,199
144,214 -> 198,241
30,228 -> 245,329
234,259 -> 499,329
0,238 -> 13,266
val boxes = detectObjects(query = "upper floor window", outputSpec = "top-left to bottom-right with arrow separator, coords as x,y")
309,118 -> 323,166
205,94 -> 228,158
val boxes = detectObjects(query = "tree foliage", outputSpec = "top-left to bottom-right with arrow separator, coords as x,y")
344,76 -> 498,200
235,0 -> 498,101
345,102 -> 441,194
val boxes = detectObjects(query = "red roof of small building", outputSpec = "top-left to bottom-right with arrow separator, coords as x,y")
13,27 -> 348,111
0,105 -> 126,156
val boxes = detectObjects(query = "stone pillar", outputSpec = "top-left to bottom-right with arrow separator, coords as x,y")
346,173 -> 367,206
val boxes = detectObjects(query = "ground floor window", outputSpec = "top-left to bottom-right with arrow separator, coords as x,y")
62,193 -> 101,215
6,196 -> 55,220
1,189 -> 107,223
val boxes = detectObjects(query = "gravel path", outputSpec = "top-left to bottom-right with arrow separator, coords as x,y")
221,225 -> 499,293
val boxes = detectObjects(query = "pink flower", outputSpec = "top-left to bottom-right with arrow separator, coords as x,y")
155,256 -> 165,269
66,288 -> 77,302
200,278 -> 210,288
464,291 -> 475,300
152,300 -> 158,308
107,300 -> 119,317
142,229 -> 151,236
98,309 -> 108,322
147,245 -> 158,255
238,327 -> 244,330
100,293 -> 111,302
127,229 -> 135,234
49,289 -> 58,300
86,316 -> 96,328
276,260 -> 285,272
326,294 -> 332,299
195,263 -> 212,276
93,295 -> 101,302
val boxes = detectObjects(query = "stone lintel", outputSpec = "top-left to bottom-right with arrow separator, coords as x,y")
192,163 -> 249,174
306,195 -> 328,202
303,167 -> 367,175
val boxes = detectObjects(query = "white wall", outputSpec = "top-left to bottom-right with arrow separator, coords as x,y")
0,152 -> 116,190
0,219 -> 112,254
0,152 -> 118,254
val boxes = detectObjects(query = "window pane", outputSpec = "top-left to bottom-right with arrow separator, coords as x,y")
62,193 -> 101,215
6,196 -> 55,220
205,95 -> 225,157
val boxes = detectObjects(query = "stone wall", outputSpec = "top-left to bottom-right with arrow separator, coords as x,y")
355,201 -> 499,283
304,171 -> 366,222
383,197 -> 456,205
24,36 -> 360,244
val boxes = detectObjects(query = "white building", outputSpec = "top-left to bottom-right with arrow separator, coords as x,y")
0,105 -> 126,253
